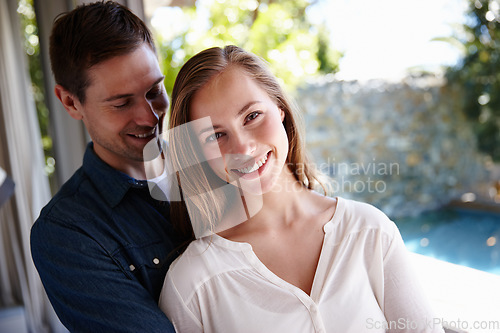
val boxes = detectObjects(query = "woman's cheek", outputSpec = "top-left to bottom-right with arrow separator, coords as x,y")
206,154 -> 227,181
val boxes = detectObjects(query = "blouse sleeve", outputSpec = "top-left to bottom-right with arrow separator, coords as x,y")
159,271 -> 204,333
383,224 -> 445,333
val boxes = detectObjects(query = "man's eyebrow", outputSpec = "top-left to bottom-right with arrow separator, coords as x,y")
197,101 -> 261,136
150,76 -> 165,89
103,76 -> 165,102
103,93 -> 133,102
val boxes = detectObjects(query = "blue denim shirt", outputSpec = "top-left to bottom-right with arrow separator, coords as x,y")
31,143 -> 178,332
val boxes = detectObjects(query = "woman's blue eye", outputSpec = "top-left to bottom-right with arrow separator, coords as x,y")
206,132 -> 222,143
245,111 -> 260,123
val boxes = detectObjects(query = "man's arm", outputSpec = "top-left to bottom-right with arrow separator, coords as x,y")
31,218 -> 175,333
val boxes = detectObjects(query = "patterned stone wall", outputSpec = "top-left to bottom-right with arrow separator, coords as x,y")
296,76 -> 489,218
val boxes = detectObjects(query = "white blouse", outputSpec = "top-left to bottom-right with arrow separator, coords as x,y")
159,197 -> 443,333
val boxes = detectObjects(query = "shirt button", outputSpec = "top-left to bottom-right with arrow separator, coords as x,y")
153,258 -> 160,265
129,264 -> 135,272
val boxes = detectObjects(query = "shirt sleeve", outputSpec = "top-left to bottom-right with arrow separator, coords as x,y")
382,224 -> 445,333
159,270 -> 203,333
31,217 -> 176,333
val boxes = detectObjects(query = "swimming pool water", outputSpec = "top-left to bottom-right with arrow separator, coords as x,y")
393,207 -> 500,276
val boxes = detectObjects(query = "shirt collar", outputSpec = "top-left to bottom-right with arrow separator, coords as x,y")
82,142 -> 149,208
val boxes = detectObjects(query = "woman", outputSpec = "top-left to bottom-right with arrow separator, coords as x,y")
159,45 -> 442,333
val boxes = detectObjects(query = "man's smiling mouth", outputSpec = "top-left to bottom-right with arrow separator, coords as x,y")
132,128 -> 155,138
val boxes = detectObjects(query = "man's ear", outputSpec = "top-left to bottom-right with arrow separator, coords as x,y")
54,85 -> 84,120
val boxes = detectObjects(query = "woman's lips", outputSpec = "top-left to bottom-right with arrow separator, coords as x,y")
230,151 -> 271,178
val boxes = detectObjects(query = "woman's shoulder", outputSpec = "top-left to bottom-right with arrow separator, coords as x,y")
333,196 -> 396,234
166,236 -> 251,294
340,197 -> 389,218
168,238 -> 219,276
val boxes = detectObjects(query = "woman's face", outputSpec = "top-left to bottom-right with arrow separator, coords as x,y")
188,66 -> 288,194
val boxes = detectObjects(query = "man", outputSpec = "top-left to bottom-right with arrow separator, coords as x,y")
31,2 -> 181,331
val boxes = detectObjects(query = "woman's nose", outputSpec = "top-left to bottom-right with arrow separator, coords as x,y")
228,131 -> 256,158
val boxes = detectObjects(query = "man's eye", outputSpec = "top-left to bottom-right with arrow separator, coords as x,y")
205,132 -> 223,143
147,87 -> 162,99
114,101 -> 130,109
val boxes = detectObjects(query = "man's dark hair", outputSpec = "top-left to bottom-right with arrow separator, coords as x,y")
49,0 -> 156,104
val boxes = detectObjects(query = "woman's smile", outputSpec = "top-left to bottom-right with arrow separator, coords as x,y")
230,151 -> 271,179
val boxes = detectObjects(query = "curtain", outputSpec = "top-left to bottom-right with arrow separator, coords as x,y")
0,0 -> 66,331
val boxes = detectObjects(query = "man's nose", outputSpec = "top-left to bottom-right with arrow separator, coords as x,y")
136,100 -> 160,126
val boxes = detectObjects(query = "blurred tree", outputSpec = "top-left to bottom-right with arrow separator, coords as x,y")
151,0 -> 342,96
444,0 -> 500,161
17,0 -> 56,190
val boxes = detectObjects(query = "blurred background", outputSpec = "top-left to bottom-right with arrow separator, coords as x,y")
1,0 -> 499,332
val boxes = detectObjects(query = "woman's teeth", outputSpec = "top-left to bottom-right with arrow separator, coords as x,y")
237,154 -> 268,174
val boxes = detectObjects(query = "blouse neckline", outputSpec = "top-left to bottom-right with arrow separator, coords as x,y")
210,196 -> 345,251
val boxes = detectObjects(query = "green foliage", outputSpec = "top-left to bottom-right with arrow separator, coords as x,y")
445,0 -> 500,161
17,0 -> 56,177
153,0 -> 342,97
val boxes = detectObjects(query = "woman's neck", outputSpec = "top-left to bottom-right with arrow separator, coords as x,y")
232,168 -> 311,231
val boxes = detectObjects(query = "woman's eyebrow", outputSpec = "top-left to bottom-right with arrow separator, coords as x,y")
198,125 -> 219,136
197,101 -> 262,136
237,101 -> 260,117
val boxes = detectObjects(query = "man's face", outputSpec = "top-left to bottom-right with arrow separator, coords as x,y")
75,43 -> 168,175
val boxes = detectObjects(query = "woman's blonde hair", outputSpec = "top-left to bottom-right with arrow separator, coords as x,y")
168,45 -> 328,245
